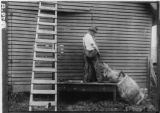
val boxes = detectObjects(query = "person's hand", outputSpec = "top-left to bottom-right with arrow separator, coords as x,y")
97,52 -> 101,57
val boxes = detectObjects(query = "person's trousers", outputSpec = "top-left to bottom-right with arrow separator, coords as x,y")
83,50 -> 103,82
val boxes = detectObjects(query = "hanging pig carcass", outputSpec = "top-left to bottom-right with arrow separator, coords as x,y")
103,63 -> 145,105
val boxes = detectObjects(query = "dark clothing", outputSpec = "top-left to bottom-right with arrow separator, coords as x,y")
83,49 -> 103,82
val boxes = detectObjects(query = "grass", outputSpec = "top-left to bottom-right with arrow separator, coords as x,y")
8,89 -> 157,112
8,92 -> 29,111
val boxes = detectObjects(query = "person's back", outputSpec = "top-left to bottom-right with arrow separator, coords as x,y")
83,33 -> 98,51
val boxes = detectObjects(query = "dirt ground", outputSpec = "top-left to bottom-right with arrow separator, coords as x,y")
8,88 -> 157,112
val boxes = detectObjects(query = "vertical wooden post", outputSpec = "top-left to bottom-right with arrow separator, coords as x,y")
2,1 -> 8,113
156,2 -> 160,111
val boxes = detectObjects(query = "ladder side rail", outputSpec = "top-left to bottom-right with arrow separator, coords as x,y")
29,2 -> 41,111
54,2 -> 58,111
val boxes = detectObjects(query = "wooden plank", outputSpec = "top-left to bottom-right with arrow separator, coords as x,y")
38,21 -> 56,26
8,23 -> 36,28
8,27 -> 36,31
93,10 -> 150,18
58,59 -> 147,63
9,25 -> 54,30
57,25 -> 151,33
30,101 -> 55,106
8,67 -> 53,71
33,68 -> 56,72
57,33 -> 150,39
8,41 -> 34,45
8,78 -> 31,82
8,31 -> 150,39
58,39 -> 150,45
93,13 -> 150,21
8,63 -> 146,68
58,12 -> 150,20
35,48 -> 56,53
8,5 -> 38,10
58,1 -> 147,9
8,55 -> 148,61
93,7 -> 150,16
11,12 -> 37,18
8,52 -> 149,58
58,5 -> 148,14
8,38 -> 35,42
58,14 -> 150,23
37,29 -> 56,34
58,23 -> 150,30
8,1 -> 38,6
57,72 -> 146,77
8,20 -> 36,24
38,13 -> 56,18
8,52 -> 53,56
8,74 -> 52,78
56,42 -> 150,47
58,20 -> 149,27
8,9 -> 38,14
8,65 -> 147,71
57,67 -> 147,71
58,28 -> 150,35
8,45 -> 33,49
8,34 -> 52,39
8,68 -> 148,74
39,6 -> 56,11
8,48 -> 150,54
8,16 -> 37,21
36,39 -> 56,43
32,90 -> 56,94
8,31 -> 35,35
34,57 -> 56,62
57,46 -> 150,51
58,1 -> 144,10
33,80 -> 56,84
8,49 -> 33,52
61,50 -> 149,54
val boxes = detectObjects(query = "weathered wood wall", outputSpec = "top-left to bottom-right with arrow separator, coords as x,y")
57,2 -> 152,87
7,1 -> 152,92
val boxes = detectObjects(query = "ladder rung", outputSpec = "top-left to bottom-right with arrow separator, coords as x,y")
33,80 -> 56,84
40,6 -> 57,11
33,68 -> 56,72
36,39 -> 56,43
38,14 -> 56,18
38,21 -> 56,26
34,57 -> 56,61
32,90 -> 56,94
30,101 -> 56,106
35,48 -> 56,53
37,29 -> 56,34
41,1 -> 57,3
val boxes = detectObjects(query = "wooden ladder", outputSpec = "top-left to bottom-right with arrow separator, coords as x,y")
29,1 -> 57,111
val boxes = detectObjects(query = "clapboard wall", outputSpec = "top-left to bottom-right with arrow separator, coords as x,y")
7,1 -> 152,92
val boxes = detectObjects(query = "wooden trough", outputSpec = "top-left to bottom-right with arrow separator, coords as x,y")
58,80 -> 117,101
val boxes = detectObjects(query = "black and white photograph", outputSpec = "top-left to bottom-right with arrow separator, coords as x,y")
1,0 -> 160,112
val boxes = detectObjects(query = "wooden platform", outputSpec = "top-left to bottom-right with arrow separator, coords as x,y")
57,80 -> 118,101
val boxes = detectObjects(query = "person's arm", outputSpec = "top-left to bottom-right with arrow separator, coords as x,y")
90,37 -> 100,54
87,35 -> 99,51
